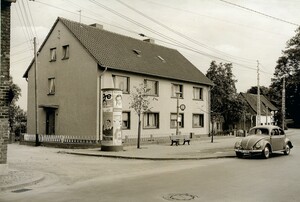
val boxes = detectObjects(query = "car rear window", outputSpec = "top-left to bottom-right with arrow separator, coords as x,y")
249,128 -> 269,135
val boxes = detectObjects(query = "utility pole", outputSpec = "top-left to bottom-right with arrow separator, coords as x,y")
282,77 -> 286,130
34,37 -> 39,146
256,60 -> 261,126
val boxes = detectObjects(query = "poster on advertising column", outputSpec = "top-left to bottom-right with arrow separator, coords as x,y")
101,88 -> 123,151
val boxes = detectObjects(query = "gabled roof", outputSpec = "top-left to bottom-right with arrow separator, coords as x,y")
24,17 -> 213,86
240,93 -> 278,115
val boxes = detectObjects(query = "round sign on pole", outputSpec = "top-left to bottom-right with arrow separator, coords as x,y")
180,104 -> 186,111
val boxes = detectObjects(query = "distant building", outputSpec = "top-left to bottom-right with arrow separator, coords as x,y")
238,93 -> 278,131
23,17 -> 213,142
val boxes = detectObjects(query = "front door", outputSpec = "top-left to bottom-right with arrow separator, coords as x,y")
46,109 -> 55,135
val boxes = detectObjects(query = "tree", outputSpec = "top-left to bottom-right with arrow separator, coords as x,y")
8,77 -> 27,139
247,86 -> 270,97
206,61 -> 246,130
270,26 -> 300,127
129,83 -> 156,148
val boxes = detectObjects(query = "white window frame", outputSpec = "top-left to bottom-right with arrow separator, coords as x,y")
171,83 -> 183,98
48,78 -> 55,95
170,113 -> 184,128
50,48 -> 56,61
193,87 -> 203,100
143,112 -> 159,129
144,79 -> 158,96
62,45 -> 69,59
193,114 -> 204,128
113,75 -> 130,94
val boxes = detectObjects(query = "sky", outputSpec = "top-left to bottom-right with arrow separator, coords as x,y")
9,0 -> 300,110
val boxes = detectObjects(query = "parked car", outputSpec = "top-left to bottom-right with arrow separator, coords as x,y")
234,125 -> 293,159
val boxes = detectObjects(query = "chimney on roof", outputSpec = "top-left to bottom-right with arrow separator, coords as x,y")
143,38 -> 155,44
89,23 -> 103,29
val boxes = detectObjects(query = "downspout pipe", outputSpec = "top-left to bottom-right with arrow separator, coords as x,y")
97,65 -> 108,142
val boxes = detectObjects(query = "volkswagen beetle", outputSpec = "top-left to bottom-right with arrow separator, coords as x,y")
234,125 -> 293,159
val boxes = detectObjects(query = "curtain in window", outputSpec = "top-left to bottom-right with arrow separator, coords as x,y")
114,76 -> 127,92
50,49 -> 56,60
49,79 -> 55,94
170,114 -> 177,127
193,114 -> 199,126
63,46 -> 69,59
193,88 -> 200,99
172,84 -> 178,97
147,80 -> 156,95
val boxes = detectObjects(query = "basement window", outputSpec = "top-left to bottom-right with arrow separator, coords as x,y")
132,49 -> 141,57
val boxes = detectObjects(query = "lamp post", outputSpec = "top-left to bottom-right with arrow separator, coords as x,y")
176,92 -> 180,136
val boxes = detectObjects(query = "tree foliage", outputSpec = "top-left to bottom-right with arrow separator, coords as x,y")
270,27 -> 300,127
8,77 -> 27,136
206,61 -> 245,130
129,83 -> 156,148
129,83 -> 152,116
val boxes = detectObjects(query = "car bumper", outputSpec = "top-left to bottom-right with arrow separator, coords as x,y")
235,149 -> 262,155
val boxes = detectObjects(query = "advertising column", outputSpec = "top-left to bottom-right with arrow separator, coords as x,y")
101,88 -> 123,151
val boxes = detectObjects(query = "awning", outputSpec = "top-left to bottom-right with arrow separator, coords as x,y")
38,104 -> 59,109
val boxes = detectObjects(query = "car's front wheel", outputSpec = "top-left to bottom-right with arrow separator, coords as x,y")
284,144 -> 290,155
262,146 -> 270,159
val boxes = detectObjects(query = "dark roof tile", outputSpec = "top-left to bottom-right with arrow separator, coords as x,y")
59,17 -> 213,85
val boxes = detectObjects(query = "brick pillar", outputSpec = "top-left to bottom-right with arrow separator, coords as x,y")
1,0 -> 15,175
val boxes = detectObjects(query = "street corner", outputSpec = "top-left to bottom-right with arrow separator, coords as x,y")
0,169 -> 45,192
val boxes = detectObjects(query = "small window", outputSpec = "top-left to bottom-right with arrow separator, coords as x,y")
50,48 -> 56,61
48,78 -> 55,95
113,75 -> 130,94
193,87 -> 203,100
62,45 -> 69,59
144,79 -> 158,96
143,113 -> 159,129
193,114 -> 204,128
171,83 -> 183,98
122,112 -> 130,129
170,113 -> 184,128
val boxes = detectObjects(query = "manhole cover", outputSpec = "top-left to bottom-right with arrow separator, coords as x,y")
163,193 -> 198,201
12,188 -> 32,193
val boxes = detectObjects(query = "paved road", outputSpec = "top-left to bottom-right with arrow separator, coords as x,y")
1,129 -> 299,202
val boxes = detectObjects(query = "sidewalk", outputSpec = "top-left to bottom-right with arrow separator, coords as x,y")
62,135 -> 238,160
0,136 -> 238,192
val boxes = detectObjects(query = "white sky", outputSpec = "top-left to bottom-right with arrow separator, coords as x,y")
10,0 -> 300,110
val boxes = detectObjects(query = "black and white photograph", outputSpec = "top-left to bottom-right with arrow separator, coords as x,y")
1,0 -> 300,201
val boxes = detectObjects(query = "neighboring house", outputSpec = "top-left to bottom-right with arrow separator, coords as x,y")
238,93 -> 278,131
23,17 -> 213,142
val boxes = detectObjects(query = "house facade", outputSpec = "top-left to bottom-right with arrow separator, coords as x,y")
237,93 -> 278,131
23,18 -> 213,142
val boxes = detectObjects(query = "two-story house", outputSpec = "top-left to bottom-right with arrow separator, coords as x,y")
23,17 -> 213,143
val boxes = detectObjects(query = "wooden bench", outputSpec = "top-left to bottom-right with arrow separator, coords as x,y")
170,135 -> 190,146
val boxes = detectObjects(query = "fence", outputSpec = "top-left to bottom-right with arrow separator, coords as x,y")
23,134 -> 97,144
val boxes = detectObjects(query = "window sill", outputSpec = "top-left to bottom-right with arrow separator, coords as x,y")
143,127 -> 159,130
